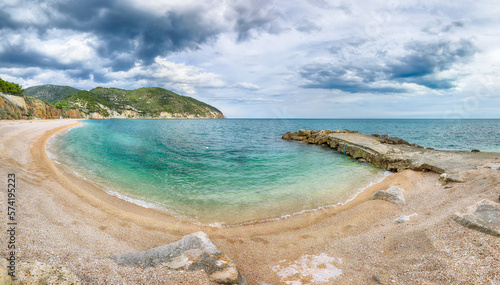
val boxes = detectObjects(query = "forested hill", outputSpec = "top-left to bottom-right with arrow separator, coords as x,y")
0,79 -> 225,120
54,86 -> 225,119
24,85 -> 79,103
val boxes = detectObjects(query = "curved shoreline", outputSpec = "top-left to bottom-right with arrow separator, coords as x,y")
3,120 -> 499,284
42,120 -> 392,228
32,120 -> 201,235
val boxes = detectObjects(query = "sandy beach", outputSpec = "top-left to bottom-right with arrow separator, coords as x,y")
1,120 -> 499,284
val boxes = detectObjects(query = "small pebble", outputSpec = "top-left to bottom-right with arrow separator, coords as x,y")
372,275 -> 382,284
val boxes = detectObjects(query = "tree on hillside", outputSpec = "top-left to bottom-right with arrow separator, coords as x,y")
0,78 -> 24,95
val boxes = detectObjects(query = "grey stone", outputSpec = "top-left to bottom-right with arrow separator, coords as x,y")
394,213 -> 417,223
372,275 -> 383,284
439,173 -> 464,185
371,186 -> 406,205
453,199 -> 500,237
109,231 -> 246,284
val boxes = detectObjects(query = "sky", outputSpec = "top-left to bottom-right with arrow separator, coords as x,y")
1,0 -> 500,118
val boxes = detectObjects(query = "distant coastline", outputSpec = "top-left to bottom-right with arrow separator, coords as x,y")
0,79 -> 225,120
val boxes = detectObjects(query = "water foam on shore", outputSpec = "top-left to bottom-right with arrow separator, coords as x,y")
44,119 -> 388,225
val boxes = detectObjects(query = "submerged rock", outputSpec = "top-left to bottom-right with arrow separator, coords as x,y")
371,186 -> 406,205
453,199 -> 500,237
109,231 -> 247,285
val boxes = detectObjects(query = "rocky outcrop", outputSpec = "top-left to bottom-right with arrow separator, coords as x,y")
453,199 -> 500,237
109,231 -> 247,285
282,129 -> 500,175
0,93 -> 83,119
371,186 -> 406,205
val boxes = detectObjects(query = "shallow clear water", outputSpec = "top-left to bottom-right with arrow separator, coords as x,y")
48,119 -> 500,225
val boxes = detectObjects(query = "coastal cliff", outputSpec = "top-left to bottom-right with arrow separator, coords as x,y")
0,92 -> 82,119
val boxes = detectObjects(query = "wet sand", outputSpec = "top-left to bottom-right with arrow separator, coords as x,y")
1,120 -> 499,284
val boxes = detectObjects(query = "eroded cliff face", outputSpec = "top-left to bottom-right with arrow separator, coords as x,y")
85,103 -> 225,119
0,93 -> 83,119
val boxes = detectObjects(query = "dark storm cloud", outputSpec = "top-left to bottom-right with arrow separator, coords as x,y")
231,1 -> 284,42
300,39 -> 477,93
0,10 -> 15,29
300,64 -> 407,93
0,42 -> 78,70
0,0 -> 282,72
48,0 -> 223,68
387,39 -> 477,88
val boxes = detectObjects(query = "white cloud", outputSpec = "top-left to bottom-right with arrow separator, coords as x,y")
2,0 -> 500,117
233,82 -> 260,90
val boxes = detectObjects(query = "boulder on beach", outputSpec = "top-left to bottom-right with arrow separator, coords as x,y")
439,173 -> 464,185
394,213 -> 417,223
453,199 -> 500,237
109,231 -> 247,285
371,186 -> 406,205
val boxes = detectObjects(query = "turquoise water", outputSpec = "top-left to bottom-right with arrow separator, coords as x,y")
48,119 -> 500,225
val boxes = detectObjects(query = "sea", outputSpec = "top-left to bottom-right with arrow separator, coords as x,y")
47,119 -> 500,226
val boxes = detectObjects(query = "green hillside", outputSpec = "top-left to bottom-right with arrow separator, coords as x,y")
57,87 -> 225,118
24,84 -> 80,102
3,82 -> 225,119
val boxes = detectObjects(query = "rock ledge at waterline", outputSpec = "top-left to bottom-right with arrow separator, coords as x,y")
282,129 -> 500,174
